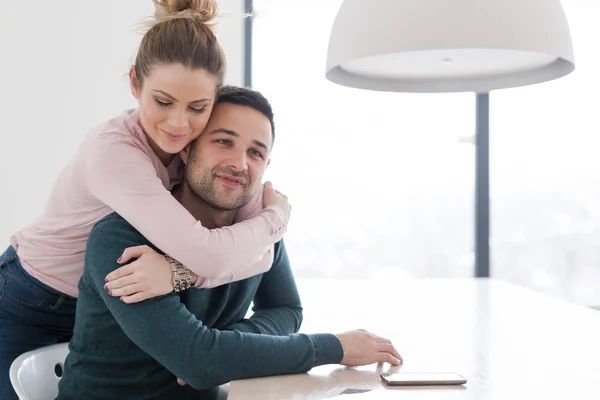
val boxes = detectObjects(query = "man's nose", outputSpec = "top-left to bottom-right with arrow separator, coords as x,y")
227,149 -> 248,171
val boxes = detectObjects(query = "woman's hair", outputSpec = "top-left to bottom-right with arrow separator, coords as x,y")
133,0 -> 226,88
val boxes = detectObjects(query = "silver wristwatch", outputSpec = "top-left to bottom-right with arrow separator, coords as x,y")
164,255 -> 193,292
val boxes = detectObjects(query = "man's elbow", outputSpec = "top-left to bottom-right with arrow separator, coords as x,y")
184,369 -> 228,391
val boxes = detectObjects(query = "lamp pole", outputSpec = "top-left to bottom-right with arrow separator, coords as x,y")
244,0 -> 254,88
475,92 -> 490,278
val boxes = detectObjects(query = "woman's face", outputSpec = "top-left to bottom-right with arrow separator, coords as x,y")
130,63 -> 219,164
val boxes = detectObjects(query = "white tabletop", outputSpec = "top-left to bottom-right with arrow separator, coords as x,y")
227,278 -> 600,399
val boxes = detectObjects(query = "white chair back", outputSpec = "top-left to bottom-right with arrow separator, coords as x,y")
9,343 -> 69,400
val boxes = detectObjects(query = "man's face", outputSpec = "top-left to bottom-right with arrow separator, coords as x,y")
183,102 -> 272,210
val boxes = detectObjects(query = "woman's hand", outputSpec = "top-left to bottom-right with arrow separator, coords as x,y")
263,181 -> 291,218
104,245 -> 196,303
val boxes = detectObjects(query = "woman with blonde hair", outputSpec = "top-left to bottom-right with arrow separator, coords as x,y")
0,1 -> 290,397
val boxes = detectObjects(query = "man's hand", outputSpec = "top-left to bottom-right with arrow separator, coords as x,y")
263,181 -> 291,217
336,329 -> 403,367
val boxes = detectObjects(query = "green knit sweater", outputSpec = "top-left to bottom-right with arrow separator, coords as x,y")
58,213 -> 343,400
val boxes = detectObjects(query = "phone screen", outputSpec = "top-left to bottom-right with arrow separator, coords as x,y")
381,372 -> 467,386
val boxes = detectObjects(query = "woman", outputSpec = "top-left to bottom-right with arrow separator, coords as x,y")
0,1 -> 290,398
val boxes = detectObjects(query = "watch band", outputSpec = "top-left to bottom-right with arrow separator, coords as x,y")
164,254 -> 192,292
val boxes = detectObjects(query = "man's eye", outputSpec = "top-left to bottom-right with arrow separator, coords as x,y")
250,150 -> 263,158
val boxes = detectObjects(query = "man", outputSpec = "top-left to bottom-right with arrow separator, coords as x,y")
58,86 -> 402,399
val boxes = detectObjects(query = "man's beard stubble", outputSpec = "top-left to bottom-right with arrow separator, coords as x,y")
185,165 -> 253,212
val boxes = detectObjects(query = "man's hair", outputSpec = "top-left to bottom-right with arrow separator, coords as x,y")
215,85 -> 275,142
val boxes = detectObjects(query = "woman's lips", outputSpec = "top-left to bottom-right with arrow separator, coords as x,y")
161,129 -> 187,142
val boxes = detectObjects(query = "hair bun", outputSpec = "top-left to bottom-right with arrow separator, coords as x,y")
152,0 -> 219,27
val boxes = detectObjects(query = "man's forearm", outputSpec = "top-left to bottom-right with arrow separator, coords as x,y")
85,219 -> 341,390
95,287 -> 341,390
86,241 -> 340,389
223,306 -> 303,335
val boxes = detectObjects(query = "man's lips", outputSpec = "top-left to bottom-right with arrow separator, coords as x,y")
217,174 -> 247,187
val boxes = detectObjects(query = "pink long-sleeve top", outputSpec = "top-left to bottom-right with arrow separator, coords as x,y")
10,108 -> 288,298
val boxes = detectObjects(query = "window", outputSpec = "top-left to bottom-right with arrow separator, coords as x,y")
491,0 -> 600,306
253,0 -> 475,280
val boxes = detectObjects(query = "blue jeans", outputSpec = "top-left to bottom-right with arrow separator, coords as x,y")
0,246 -> 77,400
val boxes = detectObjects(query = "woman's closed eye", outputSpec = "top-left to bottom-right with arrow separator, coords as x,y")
189,106 -> 206,114
154,98 -> 206,114
155,98 -> 171,107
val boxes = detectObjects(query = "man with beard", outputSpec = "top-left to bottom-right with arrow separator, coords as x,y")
57,86 -> 402,400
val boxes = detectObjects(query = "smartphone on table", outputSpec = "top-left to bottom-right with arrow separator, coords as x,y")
381,372 -> 467,386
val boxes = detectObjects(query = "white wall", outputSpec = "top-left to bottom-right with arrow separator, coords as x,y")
0,0 -> 247,244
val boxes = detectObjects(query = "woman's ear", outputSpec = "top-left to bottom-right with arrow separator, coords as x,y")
129,66 -> 141,99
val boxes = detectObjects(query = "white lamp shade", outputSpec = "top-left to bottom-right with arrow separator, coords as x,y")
325,0 -> 575,93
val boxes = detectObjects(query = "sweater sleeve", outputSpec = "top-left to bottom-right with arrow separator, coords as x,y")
85,217 -> 343,390
199,185 -> 277,288
223,240 -> 303,335
83,132 -> 288,282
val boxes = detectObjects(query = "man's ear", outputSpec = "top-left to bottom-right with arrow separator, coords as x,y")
129,66 -> 141,100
